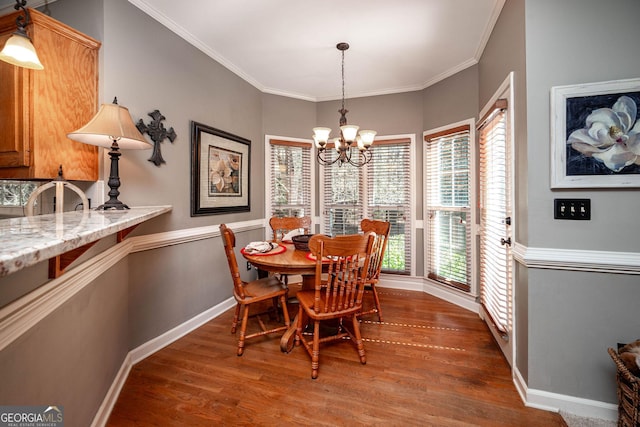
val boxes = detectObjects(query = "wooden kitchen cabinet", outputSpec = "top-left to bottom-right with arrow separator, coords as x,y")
0,8 -> 100,181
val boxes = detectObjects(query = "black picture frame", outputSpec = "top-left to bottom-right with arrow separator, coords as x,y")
190,121 -> 250,216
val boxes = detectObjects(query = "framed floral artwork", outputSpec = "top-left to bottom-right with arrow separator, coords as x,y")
190,121 -> 250,216
550,78 -> 640,188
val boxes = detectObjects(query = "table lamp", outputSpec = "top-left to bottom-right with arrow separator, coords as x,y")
67,97 -> 151,210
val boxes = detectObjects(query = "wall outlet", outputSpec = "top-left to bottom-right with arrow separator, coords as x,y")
246,261 -> 252,271
554,198 -> 591,220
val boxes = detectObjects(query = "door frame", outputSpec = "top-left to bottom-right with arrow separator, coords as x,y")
477,72 -> 516,367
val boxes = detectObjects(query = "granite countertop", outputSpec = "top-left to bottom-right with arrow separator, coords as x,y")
0,206 -> 172,277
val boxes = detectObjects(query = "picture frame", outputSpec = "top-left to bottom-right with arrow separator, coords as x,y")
190,121 -> 250,216
550,78 -> 640,188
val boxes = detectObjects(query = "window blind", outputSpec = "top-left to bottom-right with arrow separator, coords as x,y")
478,103 -> 511,334
321,147 -> 364,236
321,139 -> 412,274
269,139 -> 312,218
365,139 -> 411,273
424,127 -> 471,291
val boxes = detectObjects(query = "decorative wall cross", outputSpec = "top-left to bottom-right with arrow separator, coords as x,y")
136,110 -> 177,167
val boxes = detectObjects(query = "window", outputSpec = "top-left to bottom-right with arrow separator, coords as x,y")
0,180 -> 38,207
0,180 -> 39,217
267,138 -> 312,218
321,137 -> 412,274
424,122 -> 473,292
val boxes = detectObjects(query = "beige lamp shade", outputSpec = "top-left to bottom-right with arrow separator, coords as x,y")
67,102 -> 151,150
0,31 -> 43,70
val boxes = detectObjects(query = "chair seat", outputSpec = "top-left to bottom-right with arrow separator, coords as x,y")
238,276 -> 288,303
297,289 -> 362,320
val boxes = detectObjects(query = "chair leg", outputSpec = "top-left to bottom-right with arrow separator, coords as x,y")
370,284 -> 383,322
271,296 -> 281,322
351,314 -> 366,365
311,320 -> 320,379
231,303 -> 240,334
294,304 -> 305,346
237,303 -> 250,356
279,294 -> 291,327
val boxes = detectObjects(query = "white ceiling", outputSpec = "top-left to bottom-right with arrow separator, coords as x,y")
129,0 -> 505,102
2,0 -> 505,102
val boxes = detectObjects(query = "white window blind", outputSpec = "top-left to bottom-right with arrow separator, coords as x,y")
321,148 -> 364,236
424,126 -> 471,291
478,101 -> 511,334
366,139 -> 411,273
269,139 -> 312,218
321,139 -> 412,274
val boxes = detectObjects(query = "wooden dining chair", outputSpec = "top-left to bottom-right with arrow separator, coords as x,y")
294,232 -> 375,379
268,215 -> 312,285
359,219 -> 391,322
219,224 -> 291,356
269,216 -> 312,241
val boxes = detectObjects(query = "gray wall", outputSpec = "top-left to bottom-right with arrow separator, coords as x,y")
523,0 -> 640,402
477,0 -> 640,403
101,0 -> 265,230
2,0 -> 639,423
0,260 -> 129,427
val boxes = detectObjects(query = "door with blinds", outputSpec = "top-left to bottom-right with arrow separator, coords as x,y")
478,93 -> 513,366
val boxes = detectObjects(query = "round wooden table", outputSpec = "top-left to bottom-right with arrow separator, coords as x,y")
241,242 -> 316,352
241,242 -> 316,286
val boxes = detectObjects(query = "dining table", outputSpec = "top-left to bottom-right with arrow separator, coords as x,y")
241,241 -> 317,352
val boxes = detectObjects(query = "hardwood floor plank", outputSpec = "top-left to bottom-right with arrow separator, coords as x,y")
107,290 -> 566,426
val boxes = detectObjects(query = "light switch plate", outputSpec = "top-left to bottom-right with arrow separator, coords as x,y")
554,198 -> 591,220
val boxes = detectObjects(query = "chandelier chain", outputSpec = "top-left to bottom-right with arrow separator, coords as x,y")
341,48 -> 345,113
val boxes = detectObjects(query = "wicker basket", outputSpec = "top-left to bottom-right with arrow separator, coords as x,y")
608,347 -> 640,427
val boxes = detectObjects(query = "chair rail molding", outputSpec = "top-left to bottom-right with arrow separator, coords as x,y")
512,242 -> 640,275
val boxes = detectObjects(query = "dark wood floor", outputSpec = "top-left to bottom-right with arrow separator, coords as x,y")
107,287 -> 567,426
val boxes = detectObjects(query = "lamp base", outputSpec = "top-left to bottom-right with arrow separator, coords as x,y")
96,142 -> 131,211
95,200 -> 130,210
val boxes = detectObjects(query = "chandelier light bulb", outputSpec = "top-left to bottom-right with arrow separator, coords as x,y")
340,125 -> 359,143
313,127 -> 331,144
358,130 -> 376,147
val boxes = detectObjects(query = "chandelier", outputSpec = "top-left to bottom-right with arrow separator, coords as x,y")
313,42 -> 376,167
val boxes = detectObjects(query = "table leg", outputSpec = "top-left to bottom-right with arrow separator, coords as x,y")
280,314 -> 298,353
281,274 -> 313,353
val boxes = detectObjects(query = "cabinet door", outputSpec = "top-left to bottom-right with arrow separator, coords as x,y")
0,32 -> 31,169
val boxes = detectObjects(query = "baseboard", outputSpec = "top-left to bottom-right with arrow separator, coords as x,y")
422,279 -> 480,313
378,274 -> 423,291
381,274 -> 479,313
91,297 -> 236,427
90,353 -> 132,427
130,297 -> 236,364
513,366 -> 618,422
